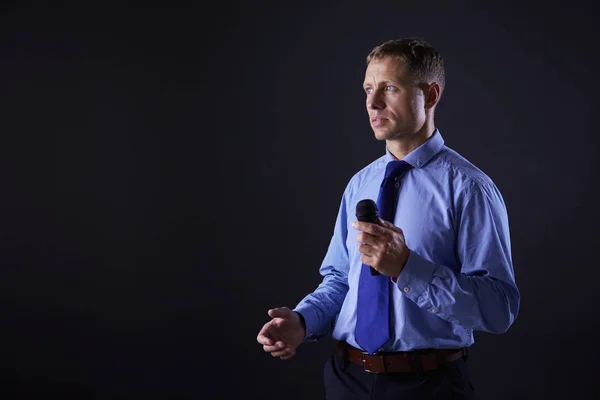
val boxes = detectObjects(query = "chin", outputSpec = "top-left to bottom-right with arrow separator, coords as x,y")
373,129 -> 396,141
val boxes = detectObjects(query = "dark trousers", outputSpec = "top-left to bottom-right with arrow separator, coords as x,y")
323,351 -> 476,400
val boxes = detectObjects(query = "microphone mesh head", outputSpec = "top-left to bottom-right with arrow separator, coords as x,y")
356,199 -> 378,223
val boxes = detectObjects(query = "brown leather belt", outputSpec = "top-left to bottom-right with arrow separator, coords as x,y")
336,341 -> 467,373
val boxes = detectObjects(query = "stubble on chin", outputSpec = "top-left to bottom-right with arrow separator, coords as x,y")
372,127 -> 404,141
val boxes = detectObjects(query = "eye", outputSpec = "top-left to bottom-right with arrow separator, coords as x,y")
385,85 -> 396,92
364,87 -> 373,94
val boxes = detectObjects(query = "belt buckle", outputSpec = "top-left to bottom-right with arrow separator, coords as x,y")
360,353 -> 385,373
360,353 -> 371,372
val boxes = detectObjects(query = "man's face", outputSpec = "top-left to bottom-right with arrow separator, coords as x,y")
363,57 -> 427,141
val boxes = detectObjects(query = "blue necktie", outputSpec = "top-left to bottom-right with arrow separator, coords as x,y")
355,160 -> 413,354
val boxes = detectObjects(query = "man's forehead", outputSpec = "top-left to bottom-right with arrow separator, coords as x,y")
364,58 -> 408,83
366,57 -> 406,73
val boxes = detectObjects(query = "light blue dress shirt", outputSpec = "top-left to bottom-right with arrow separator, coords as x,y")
293,129 -> 520,352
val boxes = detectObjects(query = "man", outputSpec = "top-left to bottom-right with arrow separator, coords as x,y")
256,37 -> 520,399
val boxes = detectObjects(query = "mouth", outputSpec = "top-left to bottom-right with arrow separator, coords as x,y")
371,117 -> 388,127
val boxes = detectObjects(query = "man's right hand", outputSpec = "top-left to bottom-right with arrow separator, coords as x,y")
256,307 -> 305,360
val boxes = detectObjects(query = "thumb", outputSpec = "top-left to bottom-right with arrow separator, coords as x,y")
269,307 -> 292,319
379,218 -> 402,233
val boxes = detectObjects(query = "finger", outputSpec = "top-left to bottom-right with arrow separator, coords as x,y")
356,231 -> 380,246
268,307 -> 292,319
352,221 -> 386,237
379,218 -> 402,233
263,341 -> 287,353
257,326 -> 274,346
361,253 -> 377,267
280,349 -> 296,360
271,348 -> 294,357
358,243 -> 377,256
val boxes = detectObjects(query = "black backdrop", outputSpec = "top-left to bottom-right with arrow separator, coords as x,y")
1,1 -> 599,399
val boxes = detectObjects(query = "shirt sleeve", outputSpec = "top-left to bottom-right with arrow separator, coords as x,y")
394,180 -> 520,334
293,184 -> 351,341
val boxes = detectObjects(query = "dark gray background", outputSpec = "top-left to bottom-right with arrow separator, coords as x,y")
1,1 -> 598,399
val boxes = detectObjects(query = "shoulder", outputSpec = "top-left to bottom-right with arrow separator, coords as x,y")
437,146 -> 490,184
437,146 -> 498,189
435,145 -> 507,209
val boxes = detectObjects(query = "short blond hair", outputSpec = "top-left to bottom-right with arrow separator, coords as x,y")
367,37 -> 445,92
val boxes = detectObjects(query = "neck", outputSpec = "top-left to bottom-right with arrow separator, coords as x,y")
386,122 -> 436,160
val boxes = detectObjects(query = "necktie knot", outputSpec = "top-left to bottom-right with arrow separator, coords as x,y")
383,160 -> 412,185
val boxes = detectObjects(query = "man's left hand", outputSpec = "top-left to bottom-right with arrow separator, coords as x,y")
352,218 -> 410,278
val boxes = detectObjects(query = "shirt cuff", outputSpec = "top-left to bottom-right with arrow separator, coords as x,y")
292,304 -> 321,342
393,250 -> 436,307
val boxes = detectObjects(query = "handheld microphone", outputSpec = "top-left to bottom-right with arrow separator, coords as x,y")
355,199 -> 380,276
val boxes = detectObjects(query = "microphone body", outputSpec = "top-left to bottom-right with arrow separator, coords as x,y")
355,199 -> 380,276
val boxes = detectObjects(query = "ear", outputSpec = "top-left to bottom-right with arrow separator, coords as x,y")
424,82 -> 441,109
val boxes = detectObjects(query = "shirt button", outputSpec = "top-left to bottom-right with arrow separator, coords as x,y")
395,182 -> 400,188
430,308 -> 438,313
403,287 -> 410,293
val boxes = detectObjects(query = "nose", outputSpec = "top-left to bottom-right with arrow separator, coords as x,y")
367,89 -> 385,110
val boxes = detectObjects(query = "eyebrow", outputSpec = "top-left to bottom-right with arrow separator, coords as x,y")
362,80 -> 401,88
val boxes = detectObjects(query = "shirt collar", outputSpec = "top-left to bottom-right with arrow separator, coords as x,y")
384,129 -> 445,168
